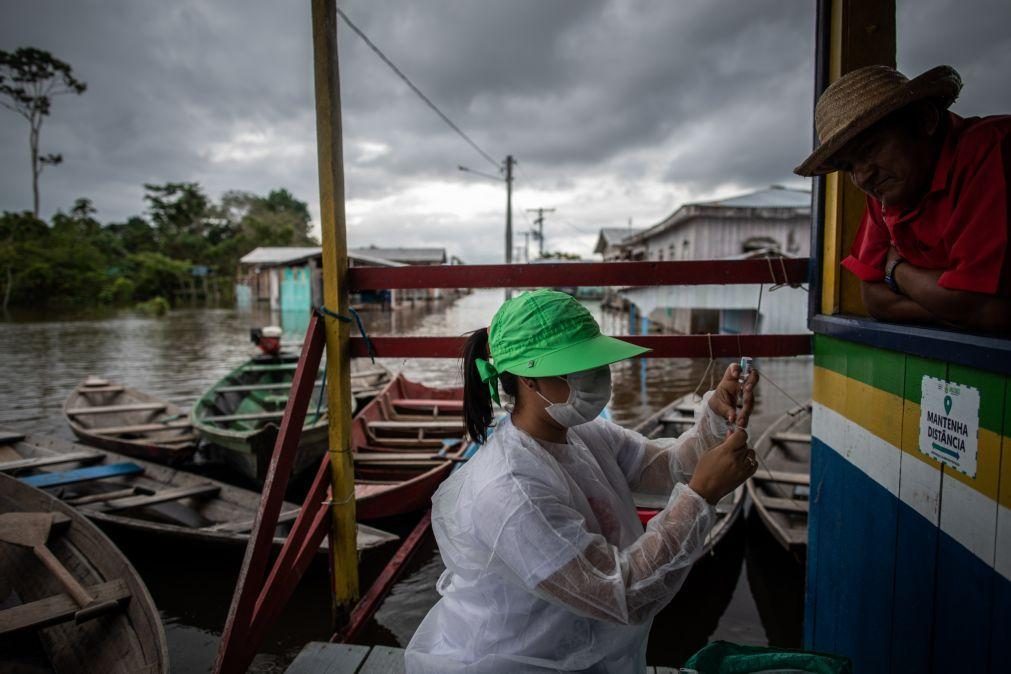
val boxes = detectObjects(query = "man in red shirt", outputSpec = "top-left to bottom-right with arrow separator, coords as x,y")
795,65 -> 1011,335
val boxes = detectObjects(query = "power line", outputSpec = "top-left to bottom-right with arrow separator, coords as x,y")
336,7 -> 501,171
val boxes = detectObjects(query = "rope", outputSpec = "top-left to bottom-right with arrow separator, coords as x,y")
316,305 -> 377,363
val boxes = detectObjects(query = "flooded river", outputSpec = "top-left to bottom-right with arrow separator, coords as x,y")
0,289 -> 811,672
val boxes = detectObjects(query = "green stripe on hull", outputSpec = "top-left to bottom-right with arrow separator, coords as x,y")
815,334 -> 1008,437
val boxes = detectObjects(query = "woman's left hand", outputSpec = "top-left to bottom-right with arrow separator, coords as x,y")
708,363 -> 759,430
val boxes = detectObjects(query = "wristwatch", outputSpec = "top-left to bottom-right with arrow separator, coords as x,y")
884,257 -> 906,294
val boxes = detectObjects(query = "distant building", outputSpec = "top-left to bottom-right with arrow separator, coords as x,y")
593,227 -> 646,261
237,245 -> 457,312
604,186 -> 811,335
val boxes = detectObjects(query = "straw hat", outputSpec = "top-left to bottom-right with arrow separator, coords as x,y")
794,65 -> 962,177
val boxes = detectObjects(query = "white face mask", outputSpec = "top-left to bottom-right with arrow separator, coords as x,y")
533,366 -> 612,427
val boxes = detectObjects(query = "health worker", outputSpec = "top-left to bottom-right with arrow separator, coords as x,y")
405,289 -> 759,673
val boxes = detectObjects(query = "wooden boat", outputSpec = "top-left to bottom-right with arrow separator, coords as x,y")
632,392 -> 746,554
64,376 -> 197,466
745,403 -> 811,552
350,374 -> 469,520
191,352 -> 391,482
0,429 -> 398,556
0,471 -> 169,673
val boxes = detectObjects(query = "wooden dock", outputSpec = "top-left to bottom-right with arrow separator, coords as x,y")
286,642 -> 686,673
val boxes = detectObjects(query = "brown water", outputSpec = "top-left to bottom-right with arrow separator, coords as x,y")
0,289 -> 811,672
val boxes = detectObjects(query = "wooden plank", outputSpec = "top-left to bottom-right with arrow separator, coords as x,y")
654,667 -> 679,674
760,495 -> 810,514
79,385 -> 125,393
206,508 -> 301,533
354,453 -> 462,463
368,420 -> 464,431
753,469 -> 810,486
348,258 -> 810,291
0,431 -> 26,444
95,485 -> 220,512
66,402 -> 167,415
391,398 -> 463,411
358,645 -> 406,674
243,363 -> 299,372
351,334 -> 813,359
772,432 -> 813,444
65,487 -> 143,505
20,462 -> 143,488
215,381 -> 322,393
201,411 -> 287,423
0,451 -> 102,472
285,642 -> 370,674
87,421 -> 190,435
0,579 -> 130,635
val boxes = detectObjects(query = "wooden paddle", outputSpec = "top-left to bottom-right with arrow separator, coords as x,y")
0,512 -> 120,622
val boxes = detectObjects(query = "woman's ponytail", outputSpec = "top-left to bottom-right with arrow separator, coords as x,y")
462,328 -> 493,444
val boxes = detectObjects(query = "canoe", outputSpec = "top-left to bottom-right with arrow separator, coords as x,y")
64,376 -> 197,466
191,352 -> 391,482
0,471 -> 169,673
745,403 -> 811,552
632,392 -> 746,554
0,429 -> 398,556
351,374 -> 469,520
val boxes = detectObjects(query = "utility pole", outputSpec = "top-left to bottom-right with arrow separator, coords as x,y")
521,231 -> 530,263
526,207 -> 555,258
505,155 -> 515,264
504,155 -> 515,300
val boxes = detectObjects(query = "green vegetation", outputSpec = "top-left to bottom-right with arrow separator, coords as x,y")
0,184 -> 318,311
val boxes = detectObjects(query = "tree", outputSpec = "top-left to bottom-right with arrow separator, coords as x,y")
0,48 -> 86,218
143,182 -> 215,261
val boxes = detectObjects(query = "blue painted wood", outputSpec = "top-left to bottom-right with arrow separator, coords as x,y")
806,438 -> 898,673
889,498 -> 938,673
931,501 -> 994,672
989,568 -> 1011,672
803,434 -> 826,648
20,462 -> 143,488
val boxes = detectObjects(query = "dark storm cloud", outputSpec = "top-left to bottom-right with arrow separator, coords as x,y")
1,1 -> 1009,262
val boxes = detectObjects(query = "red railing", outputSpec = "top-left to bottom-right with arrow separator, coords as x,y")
214,258 -> 812,673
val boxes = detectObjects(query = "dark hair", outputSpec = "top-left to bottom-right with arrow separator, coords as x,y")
462,328 -> 517,444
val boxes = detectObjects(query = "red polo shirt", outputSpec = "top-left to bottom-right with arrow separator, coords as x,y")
842,113 -> 1011,296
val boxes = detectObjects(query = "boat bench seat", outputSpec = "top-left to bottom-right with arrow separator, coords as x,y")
201,411 -> 287,423
66,402 -> 167,416
214,381 -> 321,393
0,451 -> 103,473
21,462 -> 144,488
88,421 -> 190,435
0,579 -> 130,635
391,398 -> 464,411
368,420 -> 464,431
95,484 -> 221,512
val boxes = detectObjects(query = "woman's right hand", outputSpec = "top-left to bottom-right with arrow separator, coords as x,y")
687,429 -> 756,505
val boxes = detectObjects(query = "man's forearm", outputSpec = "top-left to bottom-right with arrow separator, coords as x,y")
894,263 -> 1009,332
861,281 -> 941,324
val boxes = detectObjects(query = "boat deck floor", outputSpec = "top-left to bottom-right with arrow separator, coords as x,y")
285,643 -> 685,673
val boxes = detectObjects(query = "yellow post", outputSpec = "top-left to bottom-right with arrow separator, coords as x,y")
820,0 -> 896,316
310,0 -> 358,621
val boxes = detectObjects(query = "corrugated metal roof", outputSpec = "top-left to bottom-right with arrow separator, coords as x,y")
350,247 -> 447,264
698,186 -> 812,209
240,245 -> 447,267
239,247 -> 321,266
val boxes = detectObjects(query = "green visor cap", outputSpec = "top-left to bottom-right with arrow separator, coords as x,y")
475,289 -> 650,403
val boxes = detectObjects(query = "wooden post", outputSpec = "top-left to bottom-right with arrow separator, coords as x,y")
310,0 -> 359,623
820,0 -> 896,316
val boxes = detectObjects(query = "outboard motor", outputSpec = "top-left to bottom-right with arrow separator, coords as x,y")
250,325 -> 283,356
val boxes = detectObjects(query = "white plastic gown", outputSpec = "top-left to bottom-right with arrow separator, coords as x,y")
405,391 -> 729,673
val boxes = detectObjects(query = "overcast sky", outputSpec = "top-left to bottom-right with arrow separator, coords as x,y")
2,1 -> 1009,263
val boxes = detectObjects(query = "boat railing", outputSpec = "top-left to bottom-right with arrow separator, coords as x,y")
348,258 -> 812,358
